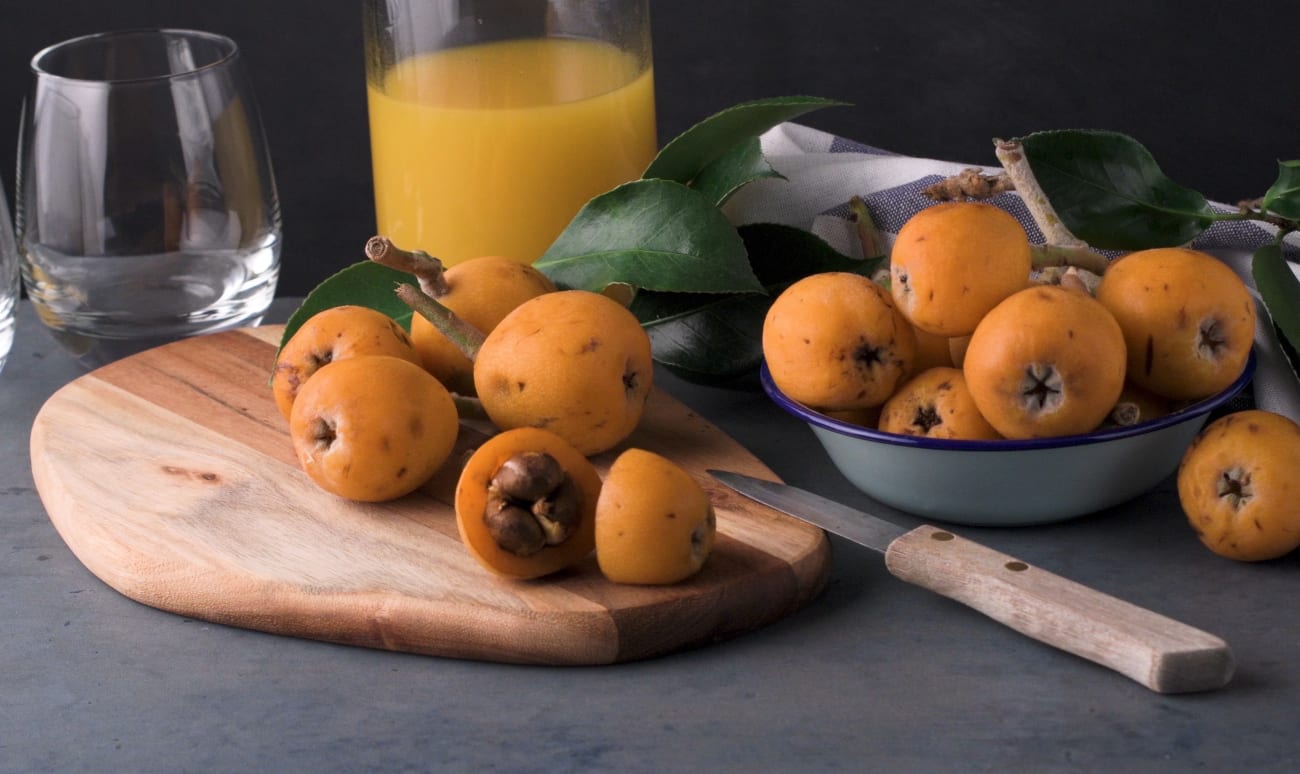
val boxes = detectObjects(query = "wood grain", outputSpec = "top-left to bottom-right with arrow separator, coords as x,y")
30,326 -> 831,664
884,525 -> 1234,693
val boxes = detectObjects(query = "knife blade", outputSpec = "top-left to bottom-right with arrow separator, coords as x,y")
708,469 -> 1234,694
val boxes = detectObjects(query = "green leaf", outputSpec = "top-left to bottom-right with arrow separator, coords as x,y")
534,178 -> 761,294
1252,242 -> 1300,379
276,261 -> 416,358
1017,129 -> 1216,249
642,96 -> 848,184
1262,160 -> 1300,220
692,136 -> 784,207
739,222 -> 886,283
631,223 -> 877,385
635,292 -> 772,385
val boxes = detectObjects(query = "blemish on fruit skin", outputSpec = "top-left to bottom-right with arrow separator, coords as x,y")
623,367 -> 641,395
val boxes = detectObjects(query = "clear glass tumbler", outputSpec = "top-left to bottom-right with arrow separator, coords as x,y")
0,177 -> 17,376
363,0 -> 657,267
16,29 -> 281,367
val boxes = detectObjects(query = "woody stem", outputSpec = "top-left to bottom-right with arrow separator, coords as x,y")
394,282 -> 485,361
367,236 -> 451,297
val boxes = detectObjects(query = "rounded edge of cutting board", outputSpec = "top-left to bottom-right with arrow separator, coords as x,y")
30,326 -> 832,664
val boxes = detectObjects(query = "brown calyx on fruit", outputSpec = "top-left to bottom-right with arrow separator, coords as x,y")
852,339 -> 889,371
909,405 -> 943,433
622,360 -> 642,397
1019,362 -> 1065,414
1197,318 -> 1228,359
308,417 -> 338,452
484,452 -> 584,556
1215,466 -> 1253,510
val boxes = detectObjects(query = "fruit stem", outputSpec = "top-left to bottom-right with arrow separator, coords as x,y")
1029,243 -> 1110,275
849,195 -> 886,259
1108,400 -> 1142,427
1231,199 -> 1300,233
367,236 -> 451,297
922,167 -> 1016,201
395,282 -> 485,361
993,139 -> 1089,249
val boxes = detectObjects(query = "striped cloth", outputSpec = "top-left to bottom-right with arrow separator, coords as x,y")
724,122 -> 1300,422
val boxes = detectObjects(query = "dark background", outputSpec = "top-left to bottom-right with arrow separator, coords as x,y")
1,1 -> 1294,297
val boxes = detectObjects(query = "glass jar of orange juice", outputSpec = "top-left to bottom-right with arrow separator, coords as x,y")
362,0 -> 657,267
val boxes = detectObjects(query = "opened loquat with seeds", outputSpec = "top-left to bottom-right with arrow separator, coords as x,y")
454,427 -> 602,580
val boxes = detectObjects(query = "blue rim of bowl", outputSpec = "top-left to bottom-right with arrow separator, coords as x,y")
761,351 -> 1257,452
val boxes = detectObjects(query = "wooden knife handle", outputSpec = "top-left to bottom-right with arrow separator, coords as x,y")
883,524 -> 1234,694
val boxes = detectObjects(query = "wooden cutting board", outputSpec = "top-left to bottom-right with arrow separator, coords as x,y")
30,326 -> 831,664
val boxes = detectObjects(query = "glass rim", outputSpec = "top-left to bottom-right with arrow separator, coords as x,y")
30,28 -> 240,86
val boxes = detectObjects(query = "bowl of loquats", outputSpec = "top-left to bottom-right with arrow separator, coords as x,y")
762,355 -> 1255,526
759,203 -> 1260,526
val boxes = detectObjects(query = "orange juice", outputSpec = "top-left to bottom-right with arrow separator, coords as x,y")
367,38 -> 657,266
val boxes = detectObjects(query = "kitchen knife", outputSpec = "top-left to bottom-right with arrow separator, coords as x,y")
708,469 -> 1234,694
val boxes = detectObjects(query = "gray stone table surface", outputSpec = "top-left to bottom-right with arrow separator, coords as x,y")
3,299 -> 1298,773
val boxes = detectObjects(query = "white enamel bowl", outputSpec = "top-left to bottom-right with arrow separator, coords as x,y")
761,354 -> 1256,526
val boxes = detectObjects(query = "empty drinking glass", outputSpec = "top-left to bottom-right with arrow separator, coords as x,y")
0,177 -> 17,376
16,29 -> 281,367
